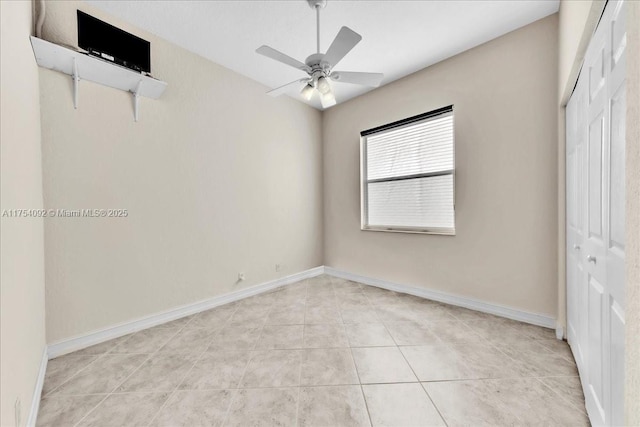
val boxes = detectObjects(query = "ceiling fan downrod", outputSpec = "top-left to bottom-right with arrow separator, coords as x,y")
308,0 -> 326,54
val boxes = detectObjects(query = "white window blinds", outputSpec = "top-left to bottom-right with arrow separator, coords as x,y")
361,106 -> 455,234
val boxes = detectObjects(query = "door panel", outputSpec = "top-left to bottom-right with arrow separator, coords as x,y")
567,67 -> 589,373
587,275 -> 606,423
610,1 -> 627,72
609,86 -> 626,251
577,262 -> 587,366
567,241 -> 577,341
605,4 -> 627,425
587,114 -> 604,240
566,76 -> 587,364
609,299 -> 625,427
588,47 -> 605,102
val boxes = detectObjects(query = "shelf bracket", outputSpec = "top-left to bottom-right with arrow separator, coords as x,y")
132,80 -> 142,122
30,37 -> 168,119
72,58 -> 79,109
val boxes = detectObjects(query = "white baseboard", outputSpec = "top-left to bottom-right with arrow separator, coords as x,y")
47,266 -> 324,359
26,347 -> 48,427
47,264 -> 556,359
324,267 -> 556,329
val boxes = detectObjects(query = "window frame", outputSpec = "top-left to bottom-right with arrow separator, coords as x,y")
360,106 -> 456,236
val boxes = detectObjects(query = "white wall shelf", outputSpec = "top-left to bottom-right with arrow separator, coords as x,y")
30,36 -> 167,121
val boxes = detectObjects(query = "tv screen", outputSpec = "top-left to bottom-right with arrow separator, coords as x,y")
77,10 -> 151,73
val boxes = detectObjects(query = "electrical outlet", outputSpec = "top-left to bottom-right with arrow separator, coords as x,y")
238,272 -> 245,281
275,264 -> 281,272
15,398 -> 21,426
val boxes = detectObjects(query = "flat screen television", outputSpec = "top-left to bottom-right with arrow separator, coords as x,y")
77,10 -> 151,73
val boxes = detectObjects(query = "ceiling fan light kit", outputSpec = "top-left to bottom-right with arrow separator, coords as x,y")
316,76 -> 331,94
321,90 -> 336,108
256,0 -> 383,108
301,83 -> 315,101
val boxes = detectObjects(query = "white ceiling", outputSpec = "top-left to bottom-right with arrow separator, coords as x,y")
87,0 -> 559,110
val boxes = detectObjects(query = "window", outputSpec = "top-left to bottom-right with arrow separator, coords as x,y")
360,106 -> 455,235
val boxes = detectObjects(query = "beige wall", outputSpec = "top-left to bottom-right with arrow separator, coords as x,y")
39,2 -> 323,344
0,1 -> 48,426
624,1 -> 640,423
322,15 -> 559,318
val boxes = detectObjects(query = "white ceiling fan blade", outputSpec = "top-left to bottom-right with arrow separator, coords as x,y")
330,71 -> 384,87
323,27 -> 362,68
256,45 -> 311,73
267,79 -> 308,97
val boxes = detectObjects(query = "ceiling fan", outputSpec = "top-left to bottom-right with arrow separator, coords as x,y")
256,0 -> 384,108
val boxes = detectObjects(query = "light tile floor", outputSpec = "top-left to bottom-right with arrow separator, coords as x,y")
37,275 -> 589,426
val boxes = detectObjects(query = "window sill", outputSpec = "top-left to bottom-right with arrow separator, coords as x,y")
361,226 -> 456,236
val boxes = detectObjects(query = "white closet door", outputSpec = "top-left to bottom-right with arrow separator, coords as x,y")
604,2 -> 626,425
566,72 -> 587,370
583,13 -> 609,422
566,1 -> 626,425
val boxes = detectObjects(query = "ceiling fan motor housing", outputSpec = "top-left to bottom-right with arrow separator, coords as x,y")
305,53 -> 330,71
